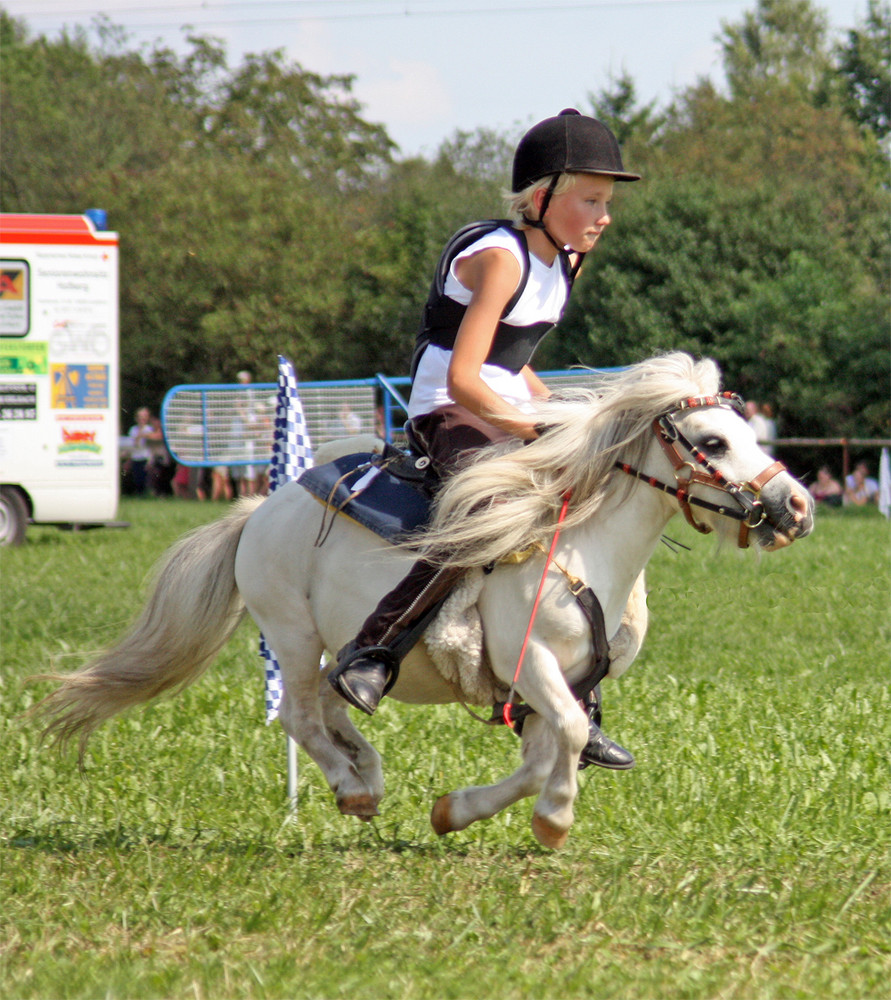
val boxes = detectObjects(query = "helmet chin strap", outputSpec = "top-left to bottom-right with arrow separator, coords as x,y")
521,175 -> 560,245
521,174 -> 586,280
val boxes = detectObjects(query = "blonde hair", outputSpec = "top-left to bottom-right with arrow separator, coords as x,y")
505,173 -> 577,226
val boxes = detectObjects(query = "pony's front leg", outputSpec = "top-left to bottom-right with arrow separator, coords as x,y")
431,646 -> 588,850
513,647 -> 589,849
430,720 -> 553,838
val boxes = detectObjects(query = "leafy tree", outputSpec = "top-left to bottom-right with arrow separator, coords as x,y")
0,13 -> 194,210
113,158 -> 359,396
2,2 -> 886,447
834,0 -> 891,141
336,139 -> 509,380
200,50 -> 395,188
727,250 -> 888,438
0,12 -> 398,417
551,5 -> 889,444
720,0 -> 833,97
587,72 -> 665,149
433,126 -> 513,186
555,166 -> 887,441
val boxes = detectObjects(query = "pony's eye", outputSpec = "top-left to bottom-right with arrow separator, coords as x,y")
700,436 -> 727,456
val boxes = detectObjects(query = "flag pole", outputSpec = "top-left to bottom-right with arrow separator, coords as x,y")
262,355 -> 316,820
286,735 -> 299,817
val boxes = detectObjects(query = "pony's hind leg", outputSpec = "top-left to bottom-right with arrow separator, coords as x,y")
319,672 -> 384,808
236,494 -> 382,820
259,617 -> 382,820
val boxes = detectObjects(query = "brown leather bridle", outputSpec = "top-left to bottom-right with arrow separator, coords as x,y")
617,393 -> 788,549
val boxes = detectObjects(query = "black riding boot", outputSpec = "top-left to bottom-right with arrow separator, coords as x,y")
327,554 -> 462,716
578,688 -> 635,770
327,642 -> 399,717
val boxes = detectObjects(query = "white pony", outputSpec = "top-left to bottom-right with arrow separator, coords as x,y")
36,354 -> 813,848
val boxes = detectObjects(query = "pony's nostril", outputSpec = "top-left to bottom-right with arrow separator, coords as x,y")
788,491 -> 809,519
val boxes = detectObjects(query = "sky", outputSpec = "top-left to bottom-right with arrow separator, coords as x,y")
4,0 -> 869,156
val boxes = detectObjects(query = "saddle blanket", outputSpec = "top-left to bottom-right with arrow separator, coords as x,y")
297,452 -> 432,543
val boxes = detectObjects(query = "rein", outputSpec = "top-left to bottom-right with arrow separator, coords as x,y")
501,490 -> 572,729
485,492 -> 611,733
618,393 -> 787,549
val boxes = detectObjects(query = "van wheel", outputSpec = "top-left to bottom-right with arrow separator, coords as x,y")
0,487 -> 28,546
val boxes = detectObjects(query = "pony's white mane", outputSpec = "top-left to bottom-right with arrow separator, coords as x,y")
415,352 -> 720,570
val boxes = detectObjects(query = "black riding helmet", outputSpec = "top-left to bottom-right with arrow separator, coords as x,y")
512,108 -> 641,191
512,109 -> 640,266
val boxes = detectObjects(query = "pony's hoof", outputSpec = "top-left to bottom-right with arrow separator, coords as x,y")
430,794 -> 453,835
531,812 -> 570,850
337,794 -> 379,819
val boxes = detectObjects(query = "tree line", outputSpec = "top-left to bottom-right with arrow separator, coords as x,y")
1,0 -> 888,456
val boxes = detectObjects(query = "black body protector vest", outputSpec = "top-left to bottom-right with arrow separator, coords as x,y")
410,220 -> 575,379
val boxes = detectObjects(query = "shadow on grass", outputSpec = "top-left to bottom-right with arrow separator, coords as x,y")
4,817 -> 552,860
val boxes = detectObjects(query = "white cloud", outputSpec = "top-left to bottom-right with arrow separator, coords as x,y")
356,59 -> 452,128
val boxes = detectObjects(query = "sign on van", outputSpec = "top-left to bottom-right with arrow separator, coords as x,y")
0,213 -> 120,544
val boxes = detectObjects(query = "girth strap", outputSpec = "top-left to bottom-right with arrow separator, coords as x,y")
488,582 -> 611,729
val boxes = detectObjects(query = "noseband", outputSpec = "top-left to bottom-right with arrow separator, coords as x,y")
617,393 -> 787,549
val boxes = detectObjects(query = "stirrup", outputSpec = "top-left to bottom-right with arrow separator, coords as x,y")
328,644 -> 400,716
335,642 -> 397,673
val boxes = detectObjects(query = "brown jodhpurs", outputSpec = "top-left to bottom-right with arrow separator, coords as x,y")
351,403 -> 513,650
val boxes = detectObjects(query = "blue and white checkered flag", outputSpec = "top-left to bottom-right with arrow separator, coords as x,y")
267,355 -> 314,493
261,355 -> 314,722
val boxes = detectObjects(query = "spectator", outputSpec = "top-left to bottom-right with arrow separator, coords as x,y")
172,462 -> 192,499
196,466 -> 213,501
211,464 -> 233,502
745,400 -> 770,445
125,407 -> 162,495
374,404 -> 386,440
809,466 -> 842,507
337,402 -> 362,436
844,461 -> 879,506
230,370 -> 267,495
147,415 -> 174,496
761,403 -> 777,441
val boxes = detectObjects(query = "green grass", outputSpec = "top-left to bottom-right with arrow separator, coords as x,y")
2,498 -> 889,999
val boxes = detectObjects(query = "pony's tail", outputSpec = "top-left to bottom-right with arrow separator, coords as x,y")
32,498 -> 262,764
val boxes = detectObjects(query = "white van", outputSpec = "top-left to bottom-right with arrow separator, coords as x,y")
0,212 -> 120,544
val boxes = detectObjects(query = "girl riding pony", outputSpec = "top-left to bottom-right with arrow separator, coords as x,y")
328,109 -> 641,770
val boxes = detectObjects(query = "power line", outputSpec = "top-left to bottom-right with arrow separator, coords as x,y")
10,0 -> 757,29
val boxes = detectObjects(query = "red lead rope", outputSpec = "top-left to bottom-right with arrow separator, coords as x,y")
503,489 -> 573,728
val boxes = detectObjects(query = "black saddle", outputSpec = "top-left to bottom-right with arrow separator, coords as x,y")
298,442 -> 439,544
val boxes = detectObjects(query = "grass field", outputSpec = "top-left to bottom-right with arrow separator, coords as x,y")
1,497 -> 889,1000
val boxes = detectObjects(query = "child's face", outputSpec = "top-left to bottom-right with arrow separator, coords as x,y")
540,173 -> 615,253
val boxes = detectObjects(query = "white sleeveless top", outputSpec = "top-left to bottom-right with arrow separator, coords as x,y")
407,227 -> 568,419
